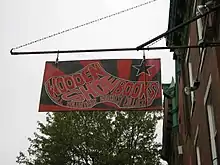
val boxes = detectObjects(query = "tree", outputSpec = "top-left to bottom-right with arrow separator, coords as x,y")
16,111 -> 162,165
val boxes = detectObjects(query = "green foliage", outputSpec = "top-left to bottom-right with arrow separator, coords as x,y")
16,111 -> 162,165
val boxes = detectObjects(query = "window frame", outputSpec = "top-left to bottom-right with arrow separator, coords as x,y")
188,62 -> 196,117
196,146 -> 202,165
198,47 -> 207,78
194,125 -> 201,165
192,0 -> 198,16
196,1 -> 209,55
185,38 -> 196,117
204,74 -> 218,165
207,105 -> 218,165
196,11 -> 204,42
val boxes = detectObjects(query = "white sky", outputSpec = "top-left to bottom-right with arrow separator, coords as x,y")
1,0 -> 173,164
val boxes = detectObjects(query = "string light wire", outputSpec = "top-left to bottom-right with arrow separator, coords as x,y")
12,0 -> 158,50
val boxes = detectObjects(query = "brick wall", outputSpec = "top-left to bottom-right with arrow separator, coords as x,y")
180,7 -> 220,164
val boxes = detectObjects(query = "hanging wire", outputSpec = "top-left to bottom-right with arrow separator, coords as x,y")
12,0 -> 158,50
55,51 -> 59,67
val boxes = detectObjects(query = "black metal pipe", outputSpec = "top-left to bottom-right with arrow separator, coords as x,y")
136,3 -> 220,49
10,43 -> 220,55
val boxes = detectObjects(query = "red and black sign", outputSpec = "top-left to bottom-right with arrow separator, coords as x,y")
39,59 -> 162,112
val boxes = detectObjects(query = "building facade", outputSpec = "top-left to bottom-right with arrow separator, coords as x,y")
162,0 -> 220,164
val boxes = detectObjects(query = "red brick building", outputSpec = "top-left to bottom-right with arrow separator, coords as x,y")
162,0 -> 220,164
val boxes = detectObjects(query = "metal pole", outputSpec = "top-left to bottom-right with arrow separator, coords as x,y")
136,3 -> 220,49
10,43 -> 220,55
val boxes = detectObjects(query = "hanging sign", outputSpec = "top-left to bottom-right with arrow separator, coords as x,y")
39,59 -> 162,112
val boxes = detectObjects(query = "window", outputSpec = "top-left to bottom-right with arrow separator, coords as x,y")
207,105 -> 218,165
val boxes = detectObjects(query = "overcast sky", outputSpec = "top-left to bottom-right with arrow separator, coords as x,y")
1,0 -> 173,164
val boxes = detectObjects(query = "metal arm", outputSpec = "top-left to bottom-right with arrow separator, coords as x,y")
136,3 -> 220,49
10,3 -> 220,56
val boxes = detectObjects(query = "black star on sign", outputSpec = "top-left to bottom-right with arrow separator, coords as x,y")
132,59 -> 154,76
